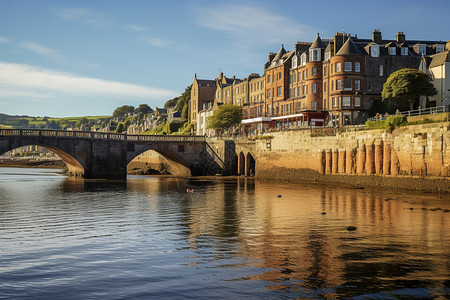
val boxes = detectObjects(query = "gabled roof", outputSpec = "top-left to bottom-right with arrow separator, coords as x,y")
310,34 -> 326,49
336,38 -> 363,55
429,51 -> 450,68
273,44 -> 287,62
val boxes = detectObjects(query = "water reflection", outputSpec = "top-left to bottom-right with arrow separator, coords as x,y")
0,168 -> 449,299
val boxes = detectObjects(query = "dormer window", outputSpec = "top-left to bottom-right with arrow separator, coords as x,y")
292,56 -> 298,68
309,49 -> 320,62
436,45 -> 445,53
370,44 -> 380,57
389,47 -> 396,56
418,44 -> 426,55
301,53 -> 307,66
324,51 -> 331,61
401,47 -> 408,56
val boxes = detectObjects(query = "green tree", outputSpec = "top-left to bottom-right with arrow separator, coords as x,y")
164,97 -> 179,109
382,68 -> 437,110
113,105 -> 135,118
207,104 -> 242,130
116,122 -> 125,133
76,117 -> 89,128
135,104 -> 153,115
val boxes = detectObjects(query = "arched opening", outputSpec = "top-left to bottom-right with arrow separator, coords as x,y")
127,149 -> 191,177
246,153 -> 256,177
239,152 -> 245,175
0,145 -> 85,177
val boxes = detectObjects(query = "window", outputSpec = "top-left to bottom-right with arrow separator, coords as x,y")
267,75 -> 271,83
310,49 -> 320,61
226,90 -> 230,97
297,102 -> 301,110
324,52 -> 331,61
289,88 -> 292,98
324,82 -> 327,93
311,101 -> 317,110
371,44 -> 380,57
436,45 -> 445,53
298,71 -> 301,81
301,53 -> 307,65
324,66 -> 327,76
292,72 -> 296,82
355,62 -> 360,72
418,44 -> 426,55
401,47 -> 408,56
277,86 -> 282,97
332,97 -> 337,107
355,80 -> 360,90
297,87 -> 301,97
379,65 -> 384,76
302,85 -> 306,95
344,62 -> 352,71
336,80 -> 342,90
389,47 -> 396,55
267,89 -> 271,98
344,79 -> 352,91
312,67 -> 317,75
312,83 -> 316,93
368,82 -> 372,91
302,70 -> 306,80
292,56 -> 298,68
342,96 -> 351,107
354,97 -> 361,107
278,72 -> 282,80
331,81 -> 334,91
336,63 -> 341,72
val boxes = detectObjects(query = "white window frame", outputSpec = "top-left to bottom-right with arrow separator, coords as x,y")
312,83 -> 316,93
355,62 -> 360,72
335,62 -> 341,72
336,79 -> 342,90
324,52 -> 331,61
436,45 -> 445,53
277,86 -> 282,97
379,65 -> 384,77
344,62 -> 352,72
344,79 -> 352,91
292,56 -> 298,68
342,96 -> 351,107
371,44 -> 380,57
418,44 -> 426,56
301,53 -> 307,66
311,101 -> 317,110
354,97 -> 361,107
389,47 -> 396,56
355,80 -> 360,90
312,67 -> 317,76
401,47 -> 408,56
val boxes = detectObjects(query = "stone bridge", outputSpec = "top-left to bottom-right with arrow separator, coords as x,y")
0,129 -> 224,179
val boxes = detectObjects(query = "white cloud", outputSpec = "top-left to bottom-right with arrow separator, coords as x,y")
125,24 -> 149,31
0,61 -> 177,100
195,4 -> 317,44
137,36 -> 171,48
0,37 -> 10,43
57,8 -> 112,27
20,41 -> 67,62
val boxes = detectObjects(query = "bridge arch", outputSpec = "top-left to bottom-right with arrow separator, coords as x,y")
127,148 -> 191,177
0,144 -> 85,177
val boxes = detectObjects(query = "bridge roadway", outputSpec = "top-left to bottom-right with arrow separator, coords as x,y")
0,129 -> 223,179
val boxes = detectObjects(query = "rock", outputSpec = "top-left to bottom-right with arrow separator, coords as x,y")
346,226 -> 357,231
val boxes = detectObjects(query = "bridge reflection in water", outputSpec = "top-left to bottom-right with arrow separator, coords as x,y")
0,129 -> 222,179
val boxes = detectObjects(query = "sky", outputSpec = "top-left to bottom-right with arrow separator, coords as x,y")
0,0 -> 449,117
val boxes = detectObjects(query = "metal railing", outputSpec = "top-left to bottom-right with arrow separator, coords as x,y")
0,129 -> 206,143
367,105 -> 449,122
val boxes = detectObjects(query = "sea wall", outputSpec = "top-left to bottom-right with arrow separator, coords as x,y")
253,122 -> 450,192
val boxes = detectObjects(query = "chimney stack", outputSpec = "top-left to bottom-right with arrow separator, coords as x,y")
372,29 -> 382,44
395,32 -> 406,44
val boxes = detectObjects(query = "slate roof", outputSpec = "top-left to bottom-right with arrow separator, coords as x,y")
197,79 -> 216,87
336,38 -> 363,55
310,34 -> 326,49
273,45 -> 287,62
429,51 -> 450,68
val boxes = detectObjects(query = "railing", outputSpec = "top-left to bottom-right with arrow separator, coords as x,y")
367,105 -> 449,122
0,129 -> 206,143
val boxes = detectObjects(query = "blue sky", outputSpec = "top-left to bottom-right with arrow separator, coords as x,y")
0,0 -> 449,117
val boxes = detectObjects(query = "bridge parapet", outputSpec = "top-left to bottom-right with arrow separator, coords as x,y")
0,129 -> 205,143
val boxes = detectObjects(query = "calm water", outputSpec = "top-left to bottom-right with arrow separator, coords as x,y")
0,168 -> 449,299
